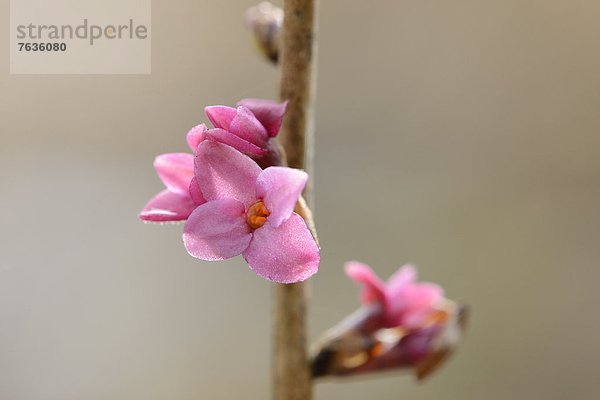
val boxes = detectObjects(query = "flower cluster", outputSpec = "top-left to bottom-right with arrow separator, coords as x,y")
139,99 -> 319,284
311,262 -> 467,380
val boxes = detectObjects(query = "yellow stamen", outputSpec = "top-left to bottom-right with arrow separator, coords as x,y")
247,201 -> 270,229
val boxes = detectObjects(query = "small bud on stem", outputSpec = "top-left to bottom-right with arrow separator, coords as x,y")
245,2 -> 283,64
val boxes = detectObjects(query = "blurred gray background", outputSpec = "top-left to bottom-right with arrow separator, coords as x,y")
2,0 -> 600,399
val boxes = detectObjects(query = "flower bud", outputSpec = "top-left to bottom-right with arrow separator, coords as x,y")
203,99 -> 287,168
245,2 -> 282,64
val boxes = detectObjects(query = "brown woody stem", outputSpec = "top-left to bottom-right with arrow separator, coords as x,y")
273,0 -> 318,399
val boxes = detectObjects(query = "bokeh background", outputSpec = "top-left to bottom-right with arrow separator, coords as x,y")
2,1 -> 600,399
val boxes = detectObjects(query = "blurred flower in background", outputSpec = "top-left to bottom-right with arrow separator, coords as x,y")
312,262 -> 468,380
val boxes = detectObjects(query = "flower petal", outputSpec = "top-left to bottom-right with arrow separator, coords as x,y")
344,261 -> 387,305
183,199 -> 252,260
186,124 -> 207,152
154,153 -> 194,194
205,128 -> 266,156
237,98 -> 287,137
189,177 -> 206,205
256,167 -> 307,228
139,189 -> 197,222
243,213 -> 319,283
403,283 -> 444,328
386,264 -> 417,297
195,141 -> 261,207
385,265 -> 445,328
205,106 -> 236,130
392,283 -> 444,329
229,106 -> 269,146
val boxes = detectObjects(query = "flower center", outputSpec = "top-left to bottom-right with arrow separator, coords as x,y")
247,201 -> 270,229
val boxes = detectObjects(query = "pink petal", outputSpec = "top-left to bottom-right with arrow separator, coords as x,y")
139,189 -> 197,222
205,128 -> 266,156
255,167 -> 307,228
403,283 -> 444,309
386,265 -> 444,310
154,153 -> 194,194
386,264 -> 417,298
237,98 -> 287,137
205,106 -> 237,130
189,177 -> 206,205
186,124 -> 207,152
384,265 -> 444,328
393,283 -> 444,329
243,213 -> 319,283
195,141 -> 262,208
229,106 -> 269,146
183,199 -> 252,261
344,261 -> 387,305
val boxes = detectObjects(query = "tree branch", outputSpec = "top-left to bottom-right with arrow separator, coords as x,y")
273,0 -> 318,399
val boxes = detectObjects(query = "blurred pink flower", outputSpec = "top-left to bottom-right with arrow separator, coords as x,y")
312,263 -> 465,379
183,141 -> 319,283
204,99 -> 287,167
345,262 -> 444,329
138,124 -> 207,222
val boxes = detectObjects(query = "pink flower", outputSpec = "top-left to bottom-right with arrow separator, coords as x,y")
345,262 -> 444,329
138,124 -> 207,222
311,262 -> 466,380
183,140 -> 319,283
204,99 -> 287,167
